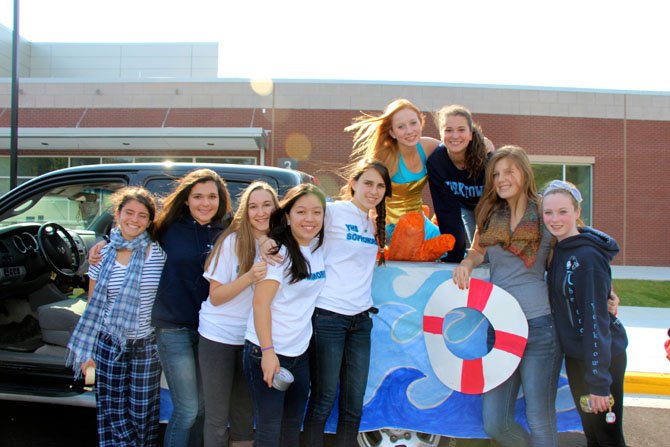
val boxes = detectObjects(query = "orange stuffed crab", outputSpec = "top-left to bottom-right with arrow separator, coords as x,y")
386,210 -> 455,262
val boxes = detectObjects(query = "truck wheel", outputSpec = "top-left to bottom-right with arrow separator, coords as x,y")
357,429 -> 441,446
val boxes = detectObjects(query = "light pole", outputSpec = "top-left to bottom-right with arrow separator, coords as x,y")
9,0 -> 20,189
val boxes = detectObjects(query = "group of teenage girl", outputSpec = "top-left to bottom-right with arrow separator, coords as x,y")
66,97 -> 627,447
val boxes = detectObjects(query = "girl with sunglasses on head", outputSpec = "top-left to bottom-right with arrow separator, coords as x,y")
542,180 -> 628,447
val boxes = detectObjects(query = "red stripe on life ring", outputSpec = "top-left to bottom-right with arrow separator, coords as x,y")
461,358 -> 484,394
467,280 -> 493,312
493,330 -> 527,358
423,316 -> 443,335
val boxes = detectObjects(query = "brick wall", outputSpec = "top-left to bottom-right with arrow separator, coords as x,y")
2,107 -> 669,265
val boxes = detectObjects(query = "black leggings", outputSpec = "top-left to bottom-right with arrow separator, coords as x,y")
565,352 -> 627,447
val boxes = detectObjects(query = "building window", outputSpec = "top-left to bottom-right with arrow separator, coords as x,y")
102,156 -> 134,164
196,157 -> 256,165
134,157 -> 193,163
0,155 -> 258,195
0,156 -> 68,195
70,157 -> 102,167
530,156 -> 593,226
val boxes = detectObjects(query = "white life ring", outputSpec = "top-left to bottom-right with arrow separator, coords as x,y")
423,278 -> 528,394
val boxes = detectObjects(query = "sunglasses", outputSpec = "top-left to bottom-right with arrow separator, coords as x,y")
543,180 -> 583,203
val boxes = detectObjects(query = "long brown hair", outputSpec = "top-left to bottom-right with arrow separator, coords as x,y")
205,181 -> 279,276
339,160 -> 392,265
475,145 -> 540,229
153,169 -> 232,240
434,104 -> 488,178
346,98 -> 425,172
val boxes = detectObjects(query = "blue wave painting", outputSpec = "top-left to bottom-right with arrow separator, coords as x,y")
324,262 -> 581,438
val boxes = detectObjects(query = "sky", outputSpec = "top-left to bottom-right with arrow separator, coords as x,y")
1,0 -> 669,93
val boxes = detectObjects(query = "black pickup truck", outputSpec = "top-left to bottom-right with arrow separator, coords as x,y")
0,162 -> 314,407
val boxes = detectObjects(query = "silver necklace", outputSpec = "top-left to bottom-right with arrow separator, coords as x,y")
355,204 -> 370,234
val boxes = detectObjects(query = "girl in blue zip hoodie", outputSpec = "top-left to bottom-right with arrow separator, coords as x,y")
150,169 -> 230,447
542,180 -> 627,447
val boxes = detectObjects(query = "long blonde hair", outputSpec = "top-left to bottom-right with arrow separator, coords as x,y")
205,181 -> 279,277
475,145 -> 540,229
346,99 -> 425,171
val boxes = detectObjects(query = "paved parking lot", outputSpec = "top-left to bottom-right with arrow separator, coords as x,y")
2,397 -> 669,446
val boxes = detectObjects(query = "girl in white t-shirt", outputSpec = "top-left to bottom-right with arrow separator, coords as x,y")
199,181 -> 279,447
243,183 -> 327,447
303,160 -> 392,447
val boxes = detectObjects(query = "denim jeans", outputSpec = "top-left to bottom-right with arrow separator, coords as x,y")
303,308 -> 373,447
243,341 -> 310,447
199,335 -> 253,447
156,327 -> 204,447
482,314 -> 562,447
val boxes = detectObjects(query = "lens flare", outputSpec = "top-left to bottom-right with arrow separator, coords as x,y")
285,133 -> 312,161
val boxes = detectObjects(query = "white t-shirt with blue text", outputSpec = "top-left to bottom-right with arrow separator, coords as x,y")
245,243 -> 325,357
200,233 -> 255,345
317,200 -> 378,315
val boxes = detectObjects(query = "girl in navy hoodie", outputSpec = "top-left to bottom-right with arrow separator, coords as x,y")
151,169 -> 231,447
542,180 -> 627,447
427,104 -> 494,262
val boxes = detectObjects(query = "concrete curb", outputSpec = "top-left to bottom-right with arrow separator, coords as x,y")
611,266 -> 670,281
624,372 -> 670,395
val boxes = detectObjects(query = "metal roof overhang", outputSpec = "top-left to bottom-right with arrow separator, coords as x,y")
0,127 -> 268,153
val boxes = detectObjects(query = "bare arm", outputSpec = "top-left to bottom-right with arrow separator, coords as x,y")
253,279 -> 281,387
452,229 -> 486,289
208,261 -> 267,306
420,136 -> 441,158
484,137 -> 495,153
88,240 -> 106,266
259,238 -> 283,266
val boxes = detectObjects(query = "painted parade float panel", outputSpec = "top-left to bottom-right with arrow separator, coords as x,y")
343,261 -> 580,438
